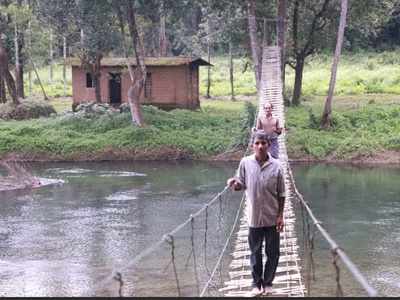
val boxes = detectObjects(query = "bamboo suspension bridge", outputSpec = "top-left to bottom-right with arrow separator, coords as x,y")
92,45 -> 378,297
219,46 -> 305,297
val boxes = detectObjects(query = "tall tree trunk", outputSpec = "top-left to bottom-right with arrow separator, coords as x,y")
28,56 -> 49,100
206,5 -> 211,99
229,39 -> 235,101
28,19 -> 32,96
49,28 -> 53,83
292,55 -> 304,106
116,3 -> 134,81
158,0 -> 167,56
321,0 -> 348,129
247,0 -> 261,92
0,38 -> 19,105
126,0 -> 146,127
63,35 -> 67,97
0,77 -> 5,103
277,0 -> 287,94
14,21 -> 24,99
93,53 -> 102,103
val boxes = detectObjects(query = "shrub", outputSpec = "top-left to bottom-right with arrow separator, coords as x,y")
0,98 -> 56,120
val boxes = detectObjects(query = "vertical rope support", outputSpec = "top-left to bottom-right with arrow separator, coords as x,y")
218,194 -> 223,229
113,272 -> 124,297
190,216 -> 201,296
165,234 -> 181,297
305,220 -> 317,295
310,224 -> 316,281
305,213 -> 312,295
300,198 -> 309,294
204,204 -> 209,273
332,248 -> 344,297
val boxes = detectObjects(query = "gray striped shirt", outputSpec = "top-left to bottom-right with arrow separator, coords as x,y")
235,153 -> 285,228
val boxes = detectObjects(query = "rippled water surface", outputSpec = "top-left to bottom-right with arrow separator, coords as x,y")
0,161 -> 241,297
292,163 -> 400,297
0,161 -> 399,296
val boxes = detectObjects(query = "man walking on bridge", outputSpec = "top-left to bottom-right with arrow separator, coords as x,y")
255,102 -> 282,159
227,131 -> 285,297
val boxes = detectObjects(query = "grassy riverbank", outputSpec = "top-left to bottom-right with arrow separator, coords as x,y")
0,99 -> 248,161
286,94 -> 400,163
0,95 -> 399,163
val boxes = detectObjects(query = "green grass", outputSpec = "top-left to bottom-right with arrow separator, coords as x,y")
201,50 -> 400,99
285,95 -> 400,159
24,62 -> 72,98
0,100 -> 248,158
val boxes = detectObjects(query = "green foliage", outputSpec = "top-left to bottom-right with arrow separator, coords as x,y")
287,51 -> 400,98
286,102 -> 400,159
0,98 -> 56,120
229,101 -> 256,149
0,100 -> 244,158
199,57 -> 257,97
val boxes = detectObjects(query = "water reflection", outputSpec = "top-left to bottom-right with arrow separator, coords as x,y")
293,163 -> 400,297
0,161 -> 240,297
1,162 -> 399,296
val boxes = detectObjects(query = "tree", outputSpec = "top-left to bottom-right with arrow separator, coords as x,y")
3,1 -> 30,100
0,35 -> 19,104
277,0 -> 287,94
36,0 -> 76,97
321,0 -> 348,129
74,0 -> 119,103
287,0 -> 335,106
158,0 -> 167,56
117,0 -> 147,126
247,0 -> 261,92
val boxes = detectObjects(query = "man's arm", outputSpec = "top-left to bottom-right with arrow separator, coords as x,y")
276,167 -> 286,232
276,196 -> 285,232
256,117 -> 262,130
275,118 -> 283,135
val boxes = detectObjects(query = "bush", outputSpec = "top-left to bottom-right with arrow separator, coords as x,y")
0,98 -> 56,120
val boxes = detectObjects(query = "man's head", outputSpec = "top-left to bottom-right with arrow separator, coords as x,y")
251,130 -> 270,158
263,102 -> 273,115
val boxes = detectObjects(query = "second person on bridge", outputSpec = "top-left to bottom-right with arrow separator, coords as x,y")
254,102 -> 283,159
227,130 -> 285,297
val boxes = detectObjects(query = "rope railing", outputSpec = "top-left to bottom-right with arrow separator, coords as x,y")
93,185 -> 231,296
286,164 -> 378,297
199,193 -> 246,297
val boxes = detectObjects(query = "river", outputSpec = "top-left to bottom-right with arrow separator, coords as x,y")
0,161 -> 399,296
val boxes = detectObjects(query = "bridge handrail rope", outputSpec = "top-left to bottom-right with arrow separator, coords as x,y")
286,165 -> 378,297
93,185 -> 230,295
199,193 -> 246,297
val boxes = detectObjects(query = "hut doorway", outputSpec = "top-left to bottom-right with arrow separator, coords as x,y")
109,73 -> 121,105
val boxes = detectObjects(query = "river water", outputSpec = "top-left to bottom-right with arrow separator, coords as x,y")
0,161 -> 399,297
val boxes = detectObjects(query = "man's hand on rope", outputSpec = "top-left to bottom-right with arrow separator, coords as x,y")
227,178 -> 243,191
276,214 -> 284,232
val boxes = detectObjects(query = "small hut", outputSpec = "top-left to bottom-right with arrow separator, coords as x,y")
69,57 -> 211,110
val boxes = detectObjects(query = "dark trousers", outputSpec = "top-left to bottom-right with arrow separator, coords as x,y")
248,226 -> 280,289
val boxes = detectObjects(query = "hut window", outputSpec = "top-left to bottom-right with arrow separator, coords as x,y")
86,73 -> 93,88
145,73 -> 152,98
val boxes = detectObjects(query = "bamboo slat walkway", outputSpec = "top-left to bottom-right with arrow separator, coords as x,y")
220,46 -> 306,297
